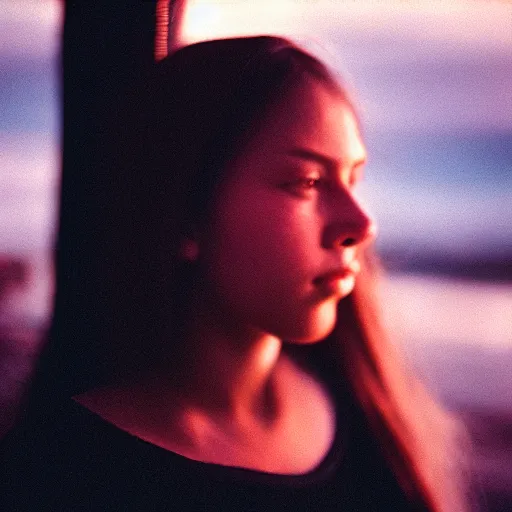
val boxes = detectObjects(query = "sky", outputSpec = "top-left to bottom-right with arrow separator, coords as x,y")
0,0 -> 511,256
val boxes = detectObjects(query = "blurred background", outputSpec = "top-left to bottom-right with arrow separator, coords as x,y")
0,0 -> 511,509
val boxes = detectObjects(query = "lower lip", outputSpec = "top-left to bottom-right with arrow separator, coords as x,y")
315,273 -> 356,296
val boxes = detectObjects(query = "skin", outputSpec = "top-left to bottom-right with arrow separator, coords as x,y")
76,76 -> 375,474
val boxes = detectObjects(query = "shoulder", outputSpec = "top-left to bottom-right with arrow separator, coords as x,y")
0,401 -> 191,511
1,400 -> 125,467
1,403 -> 106,508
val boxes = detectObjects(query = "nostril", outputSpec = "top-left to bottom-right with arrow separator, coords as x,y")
341,237 -> 356,247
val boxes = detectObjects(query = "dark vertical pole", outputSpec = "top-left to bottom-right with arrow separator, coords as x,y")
25,2 -> 189,412
45,3 -> 159,395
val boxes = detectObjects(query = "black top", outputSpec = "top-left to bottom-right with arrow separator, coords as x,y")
1,399 -> 420,511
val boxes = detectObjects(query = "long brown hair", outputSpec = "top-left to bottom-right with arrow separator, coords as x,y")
20,36 -> 470,511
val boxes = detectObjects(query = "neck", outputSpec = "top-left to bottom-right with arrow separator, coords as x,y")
164,301 -> 284,428
76,290 -> 289,438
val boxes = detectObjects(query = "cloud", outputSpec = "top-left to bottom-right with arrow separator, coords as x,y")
352,53 -> 512,133
0,0 -> 62,58
359,178 -> 512,255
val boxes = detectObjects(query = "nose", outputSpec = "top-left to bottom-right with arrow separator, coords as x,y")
322,192 -> 376,250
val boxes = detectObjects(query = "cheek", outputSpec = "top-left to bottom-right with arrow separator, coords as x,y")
210,197 -> 318,289
202,196 -> 338,341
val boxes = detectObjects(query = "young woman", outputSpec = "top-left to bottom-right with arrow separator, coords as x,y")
1,36 -> 474,511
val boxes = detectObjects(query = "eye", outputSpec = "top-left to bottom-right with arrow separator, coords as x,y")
283,176 -> 326,199
299,177 -> 322,189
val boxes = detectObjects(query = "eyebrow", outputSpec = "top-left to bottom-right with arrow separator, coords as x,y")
286,147 -> 366,175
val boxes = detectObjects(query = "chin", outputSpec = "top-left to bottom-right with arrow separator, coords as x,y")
285,303 -> 338,344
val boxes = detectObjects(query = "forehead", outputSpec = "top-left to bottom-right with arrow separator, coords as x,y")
238,77 -> 366,169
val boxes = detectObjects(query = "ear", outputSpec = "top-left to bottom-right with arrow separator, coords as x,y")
178,238 -> 199,262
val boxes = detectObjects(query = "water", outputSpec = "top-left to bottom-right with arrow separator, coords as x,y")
382,272 -> 512,409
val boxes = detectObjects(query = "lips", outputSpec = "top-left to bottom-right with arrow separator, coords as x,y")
314,260 -> 361,285
311,260 -> 361,298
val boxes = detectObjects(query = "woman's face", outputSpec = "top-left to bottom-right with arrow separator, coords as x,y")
197,76 -> 375,344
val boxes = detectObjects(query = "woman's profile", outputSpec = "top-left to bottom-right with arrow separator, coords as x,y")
1,36 -> 473,511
